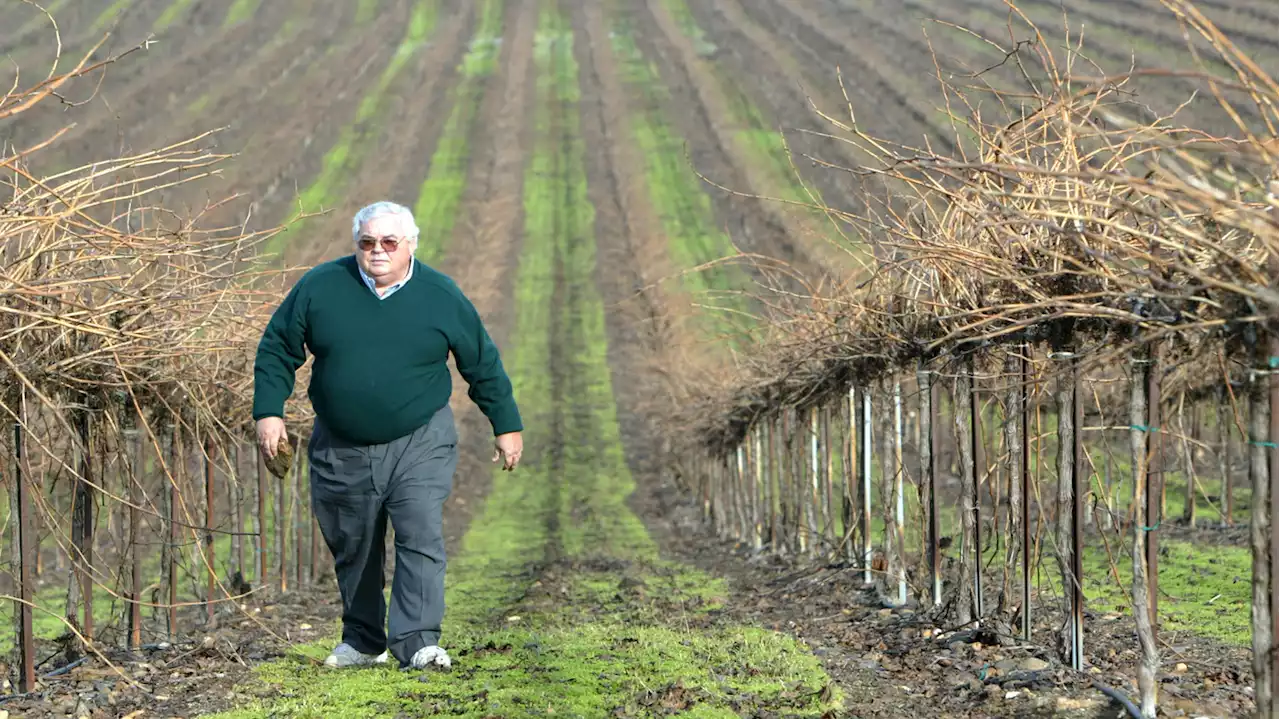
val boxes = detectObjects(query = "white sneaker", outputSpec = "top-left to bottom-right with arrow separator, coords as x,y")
324,642 -> 388,668
409,645 -> 451,669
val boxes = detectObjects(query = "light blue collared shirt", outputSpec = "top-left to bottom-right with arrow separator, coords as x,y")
357,259 -> 414,299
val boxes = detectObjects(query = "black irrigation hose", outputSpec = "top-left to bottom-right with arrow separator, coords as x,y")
1089,679 -> 1143,719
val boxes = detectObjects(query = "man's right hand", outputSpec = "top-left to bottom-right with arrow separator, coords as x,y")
256,416 -> 287,458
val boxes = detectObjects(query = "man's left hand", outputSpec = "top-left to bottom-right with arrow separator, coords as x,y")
493,431 -> 523,471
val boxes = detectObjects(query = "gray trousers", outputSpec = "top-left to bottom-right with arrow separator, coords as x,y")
308,405 -> 458,667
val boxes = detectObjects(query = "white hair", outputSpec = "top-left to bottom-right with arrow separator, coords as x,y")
351,201 -> 419,245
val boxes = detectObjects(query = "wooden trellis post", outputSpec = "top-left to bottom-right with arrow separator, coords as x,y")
13,390 -> 36,691
256,447 -> 268,584
1219,391 -> 1235,526
845,387 -> 858,565
166,421 -> 180,639
1130,349 -> 1160,718
70,410 -> 96,641
1052,352 -> 1085,669
747,422 -> 757,545
736,441 -> 747,541
1144,345 -> 1163,634
294,444 -> 305,589
1249,339 -> 1277,719
1071,360 -> 1085,671
821,404 -> 834,551
767,415 -> 779,552
969,360 -> 986,618
1269,343 -> 1278,719
233,444 -> 245,580
1019,347 -> 1032,640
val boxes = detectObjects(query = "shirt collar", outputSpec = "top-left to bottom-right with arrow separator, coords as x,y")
357,258 -> 414,298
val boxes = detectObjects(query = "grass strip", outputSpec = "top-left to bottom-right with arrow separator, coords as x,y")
355,0 -> 380,26
223,0 -> 262,28
412,0 -> 505,264
263,0 -> 439,256
88,0 -> 132,36
153,0 -> 197,33
605,11 -> 754,342
659,0 -> 869,266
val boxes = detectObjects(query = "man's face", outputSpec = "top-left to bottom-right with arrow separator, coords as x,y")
354,213 -> 414,285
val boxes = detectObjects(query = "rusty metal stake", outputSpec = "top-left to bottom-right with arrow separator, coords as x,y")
14,392 -> 36,691
1071,361 -> 1085,670
970,360 -> 985,618
1145,344 -> 1162,636
73,410 -> 95,642
1269,332 -> 1280,695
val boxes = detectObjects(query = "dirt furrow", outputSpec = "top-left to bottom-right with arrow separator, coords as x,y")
569,0 -> 683,465
287,7 -> 478,266
11,0 -> 299,159
895,0 -> 1254,137
688,0 -> 886,227
625,0 -> 836,289
734,0 -> 956,157
432,0 -> 539,558
246,3 -> 473,255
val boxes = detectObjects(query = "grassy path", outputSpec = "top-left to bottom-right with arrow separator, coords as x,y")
201,2 -> 840,716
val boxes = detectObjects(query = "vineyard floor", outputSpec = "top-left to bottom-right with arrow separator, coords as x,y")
2,0 -> 1271,717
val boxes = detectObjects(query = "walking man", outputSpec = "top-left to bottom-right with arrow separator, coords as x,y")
252,200 -> 523,670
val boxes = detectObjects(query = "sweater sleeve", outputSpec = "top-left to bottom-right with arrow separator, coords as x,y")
446,282 -> 523,435
252,279 -> 309,421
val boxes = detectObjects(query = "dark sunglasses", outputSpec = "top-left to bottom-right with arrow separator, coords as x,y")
357,235 -> 406,253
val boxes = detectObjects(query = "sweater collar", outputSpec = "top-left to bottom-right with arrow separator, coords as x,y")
355,257 -> 414,299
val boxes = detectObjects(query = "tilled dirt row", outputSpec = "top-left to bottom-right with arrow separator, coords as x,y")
433,0 -> 539,560
9,0 -> 298,165
568,0 -> 684,477
613,0 -> 836,289
285,5 -> 478,266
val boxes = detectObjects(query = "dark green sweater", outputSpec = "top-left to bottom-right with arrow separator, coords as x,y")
252,256 -> 521,445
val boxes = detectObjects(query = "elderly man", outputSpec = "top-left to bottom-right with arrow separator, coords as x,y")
252,200 -> 523,671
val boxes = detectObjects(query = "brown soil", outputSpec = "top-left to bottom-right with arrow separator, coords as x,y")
569,0 -> 687,468
14,0 -> 296,163
621,0 -> 837,289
